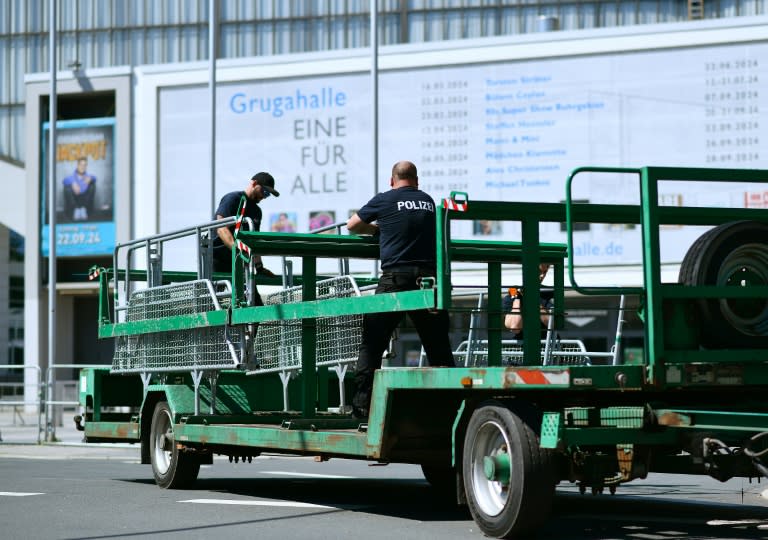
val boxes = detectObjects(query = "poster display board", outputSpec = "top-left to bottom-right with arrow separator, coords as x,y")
158,39 -> 765,270
41,117 -> 116,257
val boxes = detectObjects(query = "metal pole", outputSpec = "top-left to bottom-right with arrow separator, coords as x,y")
209,0 -> 218,216
46,0 -> 58,442
370,0 -> 379,277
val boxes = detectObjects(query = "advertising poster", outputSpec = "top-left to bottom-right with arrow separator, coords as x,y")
157,40 -> 766,271
41,117 -> 116,257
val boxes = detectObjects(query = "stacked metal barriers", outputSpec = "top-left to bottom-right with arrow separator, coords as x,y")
112,279 -> 241,373
453,338 -> 592,367
247,275 -> 363,411
419,291 -> 625,367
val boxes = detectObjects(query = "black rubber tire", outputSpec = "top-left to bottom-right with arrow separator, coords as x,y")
679,220 -> 768,348
149,401 -> 200,489
462,401 -> 555,539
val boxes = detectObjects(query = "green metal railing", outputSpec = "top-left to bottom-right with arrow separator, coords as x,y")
564,166 -> 768,386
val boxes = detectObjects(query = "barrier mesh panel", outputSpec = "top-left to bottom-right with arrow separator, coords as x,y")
112,280 -> 240,373
248,276 -> 362,374
455,339 -> 589,367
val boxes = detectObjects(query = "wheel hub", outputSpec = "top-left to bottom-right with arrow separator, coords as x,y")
718,243 -> 768,335
160,430 -> 174,452
483,454 -> 511,483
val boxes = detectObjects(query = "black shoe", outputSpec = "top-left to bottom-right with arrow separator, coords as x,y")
340,405 -> 368,420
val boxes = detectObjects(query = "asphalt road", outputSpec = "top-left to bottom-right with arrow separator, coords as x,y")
1,443 -> 767,540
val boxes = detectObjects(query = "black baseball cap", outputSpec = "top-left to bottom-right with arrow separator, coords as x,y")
251,172 -> 280,197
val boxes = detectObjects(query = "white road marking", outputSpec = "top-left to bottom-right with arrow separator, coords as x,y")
261,470 -> 353,479
708,519 -> 768,526
179,498 -> 332,509
0,492 -> 44,497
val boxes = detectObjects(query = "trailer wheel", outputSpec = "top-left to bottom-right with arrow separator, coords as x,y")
150,401 -> 200,489
679,220 -> 768,348
462,402 -> 554,539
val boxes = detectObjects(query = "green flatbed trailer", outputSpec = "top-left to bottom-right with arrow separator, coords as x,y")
78,166 -> 768,538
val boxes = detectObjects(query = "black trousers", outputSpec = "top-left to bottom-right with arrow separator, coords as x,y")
352,269 -> 455,411
213,247 -> 233,274
212,248 -> 264,307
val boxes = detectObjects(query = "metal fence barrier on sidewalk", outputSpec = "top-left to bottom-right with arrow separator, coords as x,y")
43,364 -> 105,442
0,363 -> 106,444
0,365 -> 42,444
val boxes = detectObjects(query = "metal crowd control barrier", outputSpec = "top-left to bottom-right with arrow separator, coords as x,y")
112,279 -> 241,374
0,365 -> 43,444
248,275 -> 364,410
419,290 -> 627,368
103,216 -> 256,417
109,217 -> 357,412
453,339 -> 594,367
44,364 -> 104,442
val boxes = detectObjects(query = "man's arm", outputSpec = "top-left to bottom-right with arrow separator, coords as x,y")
504,296 -> 523,332
215,214 -> 235,249
217,213 -> 274,276
503,295 -> 551,331
346,213 -> 378,235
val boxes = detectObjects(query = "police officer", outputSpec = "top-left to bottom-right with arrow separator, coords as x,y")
213,172 -> 280,277
345,160 -> 455,418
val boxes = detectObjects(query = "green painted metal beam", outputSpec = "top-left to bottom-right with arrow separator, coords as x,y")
100,290 -> 435,338
301,257 -> 317,417
487,262 -> 502,367
446,200 -> 638,224
231,289 -> 435,325
449,240 -> 566,263
521,217 -> 541,366
657,205 -> 768,225
372,366 -> 574,391
176,423 -> 370,457
654,408 -> 768,431
84,421 -> 140,441
436,202 -> 451,311
236,230 -> 380,258
99,310 -> 229,338
639,167 -> 664,387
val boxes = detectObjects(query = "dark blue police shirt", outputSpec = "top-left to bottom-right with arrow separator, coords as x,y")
357,186 -> 437,271
212,191 -> 262,249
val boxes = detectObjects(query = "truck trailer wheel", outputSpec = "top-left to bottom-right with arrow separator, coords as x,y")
462,401 -> 555,539
679,220 -> 768,348
150,401 -> 200,489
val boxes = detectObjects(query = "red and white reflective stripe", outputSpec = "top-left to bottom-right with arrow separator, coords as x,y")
88,268 -> 100,281
236,240 -> 250,255
234,199 -> 247,237
442,198 -> 468,211
505,369 -> 570,386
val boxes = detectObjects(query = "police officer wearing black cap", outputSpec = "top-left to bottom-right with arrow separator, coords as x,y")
345,160 -> 455,418
213,172 -> 280,284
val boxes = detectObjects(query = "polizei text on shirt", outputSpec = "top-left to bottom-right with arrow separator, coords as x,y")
397,200 -> 435,212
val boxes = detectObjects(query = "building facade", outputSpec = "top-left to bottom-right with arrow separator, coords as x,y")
2,0 -> 765,163
1,1 -> 766,396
